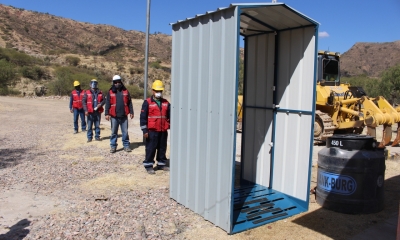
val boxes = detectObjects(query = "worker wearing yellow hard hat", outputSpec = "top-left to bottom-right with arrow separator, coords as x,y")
69,80 -> 86,134
140,79 -> 171,174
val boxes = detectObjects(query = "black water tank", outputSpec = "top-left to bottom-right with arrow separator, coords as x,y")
316,134 -> 385,214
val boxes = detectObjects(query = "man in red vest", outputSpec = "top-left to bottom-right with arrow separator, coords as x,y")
104,75 -> 134,153
83,79 -> 105,142
69,80 -> 86,134
140,80 -> 171,174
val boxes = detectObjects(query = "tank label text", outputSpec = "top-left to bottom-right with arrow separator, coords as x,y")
317,171 -> 357,195
331,140 -> 343,146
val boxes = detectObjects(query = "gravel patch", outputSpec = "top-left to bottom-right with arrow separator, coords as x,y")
1,96 -> 400,240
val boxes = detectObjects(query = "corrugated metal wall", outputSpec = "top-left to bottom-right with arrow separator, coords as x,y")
242,33 -> 275,186
273,27 -> 316,201
170,7 -> 239,232
242,26 -> 316,202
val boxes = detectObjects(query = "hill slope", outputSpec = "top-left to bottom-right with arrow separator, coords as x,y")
341,41 -> 400,78
0,4 -> 400,94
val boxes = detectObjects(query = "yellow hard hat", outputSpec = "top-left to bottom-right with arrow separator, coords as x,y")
152,80 -> 164,91
73,80 -> 80,86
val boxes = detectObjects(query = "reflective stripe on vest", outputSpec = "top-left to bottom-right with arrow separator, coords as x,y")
146,98 -> 170,131
108,89 -> 129,117
86,90 -> 104,113
72,89 -> 84,109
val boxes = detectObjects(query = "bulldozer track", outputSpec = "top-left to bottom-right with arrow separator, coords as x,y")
314,110 -> 335,145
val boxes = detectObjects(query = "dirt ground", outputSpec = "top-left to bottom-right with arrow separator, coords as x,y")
0,96 -> 400,239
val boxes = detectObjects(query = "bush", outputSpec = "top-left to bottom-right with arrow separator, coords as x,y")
0,87 -> 20,96
0,47 -> 44,67
130,67 -> 144,74
150,61 -> 161,69
20,66 -> 47,80
125,85 -> 144,99
0,59 -> 15,87
65,55 -> 81,66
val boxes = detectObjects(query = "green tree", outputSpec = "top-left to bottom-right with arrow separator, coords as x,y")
20,66 -> 47,80
48,67 -> 74,95
380,64 -> 400,105
0,59 -> 15,87
341,75 -> 384,98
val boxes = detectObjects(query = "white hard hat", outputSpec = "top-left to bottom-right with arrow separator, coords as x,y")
112,75 -> 121,81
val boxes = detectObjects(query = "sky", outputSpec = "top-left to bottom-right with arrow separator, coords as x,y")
0,0 -> 399,54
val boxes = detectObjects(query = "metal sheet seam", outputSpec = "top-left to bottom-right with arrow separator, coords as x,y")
305,24 -> 319,208
276,109 -> 312,115
239,24 -> 249,196
269,31 -> 280,188
229,5 -> 241,234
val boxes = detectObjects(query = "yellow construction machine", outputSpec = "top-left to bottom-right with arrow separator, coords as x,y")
237,51 -> 400,147
314,50 -> 400,147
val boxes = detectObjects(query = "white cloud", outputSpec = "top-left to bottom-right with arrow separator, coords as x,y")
319,31 -> 329,38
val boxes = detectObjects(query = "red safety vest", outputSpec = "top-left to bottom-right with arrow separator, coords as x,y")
108,89 -> 130,117
72,89 -> 84,109
147,98 -> 170,131
86,90 -> 104,113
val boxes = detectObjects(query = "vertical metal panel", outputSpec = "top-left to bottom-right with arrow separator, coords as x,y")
170,7 -> 238,232
242,26 -> 315,201
273,113 -> 313,201
242,33 -> 275,186
276,27 -> 316,111
272,26 -> 316,201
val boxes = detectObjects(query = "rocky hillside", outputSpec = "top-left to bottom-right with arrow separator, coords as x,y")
0,4 -> 172,94
341,41 -> 400,78
0,4 -> 399,94
0,5 -> 171,61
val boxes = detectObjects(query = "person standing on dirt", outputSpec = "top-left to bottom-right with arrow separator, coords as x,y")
83,79 -> 105,142
140,80 -> 171,174
104,75 -> 134,153
69,80 -> 86,134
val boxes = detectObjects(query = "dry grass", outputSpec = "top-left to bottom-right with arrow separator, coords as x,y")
80,166 -> 170,193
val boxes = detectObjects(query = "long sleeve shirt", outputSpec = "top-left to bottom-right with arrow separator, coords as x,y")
69,89 -> 83,110
82,89 -> 105,113
104,86 -> 134,117
140,96 -> 170,134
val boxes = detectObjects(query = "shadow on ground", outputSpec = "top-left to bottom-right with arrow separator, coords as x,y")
101,134 -> 122,140
0,219 -> 30,240
0,147 -> 31,169
293,174 -> 400,239
130,141 -> 144,150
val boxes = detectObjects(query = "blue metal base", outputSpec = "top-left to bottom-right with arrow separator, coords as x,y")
231,183 -> 308,234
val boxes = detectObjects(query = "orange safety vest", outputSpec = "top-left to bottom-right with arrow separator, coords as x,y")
108,89 -> 129,117
72,89 -> 84,109
147,98 -> 170,131
86,90 -> 104,113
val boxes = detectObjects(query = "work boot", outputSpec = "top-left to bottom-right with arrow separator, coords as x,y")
146,167 -> 155,175
110,148 -> 116,153
157,166 -> 170,171
87,139 -> 92,143
124,147 -> 132,152
95,137 -> 101,141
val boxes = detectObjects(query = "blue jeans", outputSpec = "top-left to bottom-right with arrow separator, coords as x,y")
110,116 -> 129,148
73,108 -> 86,131
87,112 -> 101,140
